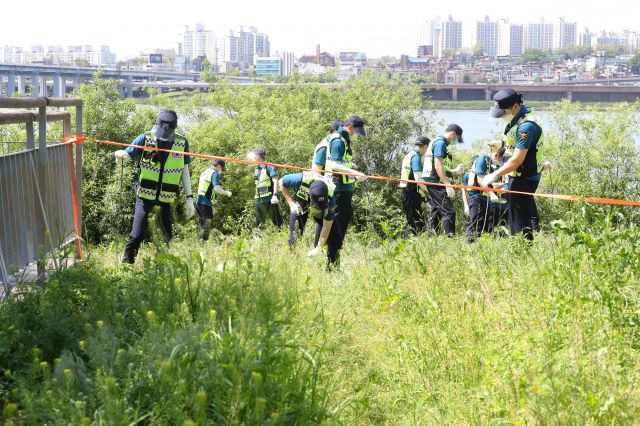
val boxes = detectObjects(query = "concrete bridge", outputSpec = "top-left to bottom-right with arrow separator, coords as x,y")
421,83 -> 640,103
0,63 -> 203,98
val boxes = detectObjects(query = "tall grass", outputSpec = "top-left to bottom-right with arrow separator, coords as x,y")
2,212 -> 640,424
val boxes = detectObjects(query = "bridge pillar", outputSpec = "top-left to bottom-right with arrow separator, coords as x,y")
40,76 -> 48,97
118,82 -> 126,99
485,88 -> 492,101
31,73 -> 40,97
73,74 -> 81,92
17,75 -> 26,94
53,74 -> 64,97
7,72 -> 16,96
452,87 -> 458,101
126,75 -> 133,98
566,91 -> 573,102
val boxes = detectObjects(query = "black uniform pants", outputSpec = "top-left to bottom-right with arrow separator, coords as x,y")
427,186 -> 456,236
196,204 -> 214,241
331,191 -> 353,267
508,177 -> 540,241
401,188 -> 426,237
255,202 -> 283,228
123,197 -> 173,263
288,211 -> 309,247
465,196 -> 493,242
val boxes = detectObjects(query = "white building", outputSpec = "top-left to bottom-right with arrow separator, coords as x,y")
217,26 -> 271,71
553,17 -> 577,49
524,18 -> 554,51
476,16 -> 499,57
0,44 -> 114,66
279,51 -> 295,76
497,20 -> 524,57
182,23 -> 216,64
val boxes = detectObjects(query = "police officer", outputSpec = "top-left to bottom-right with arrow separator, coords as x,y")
482,89 -> 545,241
326,115 -> 367,265
196,159 -> 232,241
422,124 -> 465,236
462,148 -> 505,242
279,172 -> 341,266
115,109 -> 194,264
399,136 -> 430,237
312,119 -> 345,173
250,148 -> 283,228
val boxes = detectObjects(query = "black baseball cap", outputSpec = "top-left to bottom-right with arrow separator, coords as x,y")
309,180 -> 329,211
445,123 -> 463,143
329,119 -> 345,132
416,136 -> 430,146
490,89 -> 523,118
345,115 -> 367,137
156,109 -> 178,128
253,148 -> 266,159
214,159 -> 226,171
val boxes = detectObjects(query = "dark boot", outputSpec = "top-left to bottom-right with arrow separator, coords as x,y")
122,247 -> 136,264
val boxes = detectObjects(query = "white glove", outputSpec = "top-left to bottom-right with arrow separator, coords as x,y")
489,191 -> 500,203
542,161 -> 553,171
270,195 -> 279,205
445,186 -> 455,199
453,164 -> 465,175
185,198 -> 195,219
289,202 -> 302,215
307,247 -> 320,257
482,172 -> 499,188
225,190 -> 233,197
114,150 -> 130,163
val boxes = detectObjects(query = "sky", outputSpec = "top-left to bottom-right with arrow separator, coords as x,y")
1,0 -> 638,59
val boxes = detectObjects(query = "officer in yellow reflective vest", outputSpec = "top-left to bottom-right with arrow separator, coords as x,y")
482,89 -> 544,240
325,115 -> 367,266
196,159 -> 232,241
114,110 -> 194,264
311,119 -> 345,173
399,136 -> 430,237
422,124 -> 466,236
249,148 -> 283,229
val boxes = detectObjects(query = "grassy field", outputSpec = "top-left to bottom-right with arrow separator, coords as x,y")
2,218 -> 639,424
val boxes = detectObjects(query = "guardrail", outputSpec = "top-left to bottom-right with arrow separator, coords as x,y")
0,97 -> 82,298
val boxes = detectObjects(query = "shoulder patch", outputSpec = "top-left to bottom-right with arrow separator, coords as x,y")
518,131 -> 529,140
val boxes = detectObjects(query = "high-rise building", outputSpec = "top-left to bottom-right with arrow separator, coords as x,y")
580,28 -> 593,46
279,51 -> 295,76
497,20 -> 524,57
524,18 -> 554,51
182,24 -> 216,64
255,32 -> 270,58
553,17 -> 577,49
442,15 -> 463,51
476,16 -> 499,57
217,26 -> 271,71
418,17 -> 442,59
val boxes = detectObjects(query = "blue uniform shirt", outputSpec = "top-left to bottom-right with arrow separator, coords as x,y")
467,155 -> 490,199
410,147 -> 423,172
125,133 -> 192,164
424,136 -> 449,183
330,127 -> 354,193
255,165 -> 278,204
280,173 -> 337,220
196,170 -> 221,207
509,106 -> 541,182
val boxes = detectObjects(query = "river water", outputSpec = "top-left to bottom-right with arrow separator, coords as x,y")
431,109 -> 640,147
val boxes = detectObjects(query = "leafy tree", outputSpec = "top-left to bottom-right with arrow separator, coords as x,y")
629,53 -> 640,74
521,49 -> 549,64
472,44 -> 484,57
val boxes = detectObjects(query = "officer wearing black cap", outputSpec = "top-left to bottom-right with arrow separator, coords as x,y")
114,109 -> 194,264
399,136 -> 430,237
326,115 -> 368,265
461,148 -> 505,242
195,159 -> 232,241
422,124 -> 465,236
482,89 -> 545,240
279,172 -> 341,266
249,148 -> 283,229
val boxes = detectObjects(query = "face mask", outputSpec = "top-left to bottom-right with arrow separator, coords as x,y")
449,137 -> 458,145
501,110 -> 514,123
